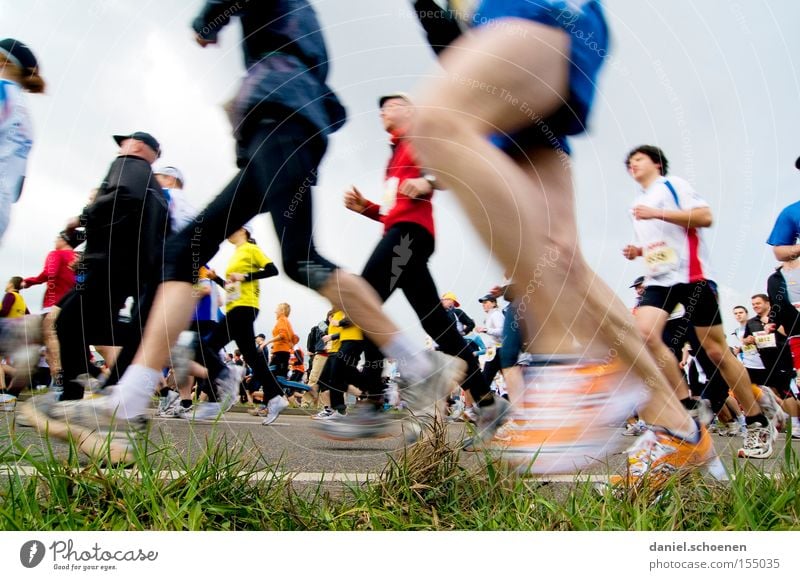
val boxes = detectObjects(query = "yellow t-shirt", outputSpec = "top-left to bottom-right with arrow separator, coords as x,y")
330,310 -> 363,342
225,243 -> 271,313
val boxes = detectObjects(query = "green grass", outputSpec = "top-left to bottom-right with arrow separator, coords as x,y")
2,421 -> 800,531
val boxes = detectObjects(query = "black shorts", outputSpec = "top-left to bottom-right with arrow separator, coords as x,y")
639,281 -> 722,328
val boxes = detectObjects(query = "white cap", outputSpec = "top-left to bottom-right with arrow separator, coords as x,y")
154,165 -> 184,186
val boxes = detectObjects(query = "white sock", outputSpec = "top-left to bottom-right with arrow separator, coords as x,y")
383,335 -> 433,384
109,365 -> 164,420
792,417 -> 800,430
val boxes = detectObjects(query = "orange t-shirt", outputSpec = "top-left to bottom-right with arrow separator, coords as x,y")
271,315 -> 296,353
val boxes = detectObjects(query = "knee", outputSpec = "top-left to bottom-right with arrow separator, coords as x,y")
702,343 -> 726,365
411,106 -> 465,158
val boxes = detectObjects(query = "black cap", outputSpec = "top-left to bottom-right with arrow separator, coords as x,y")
0,38 -> 38,70
795,156 -> 800,171
629,276 -> 645,288
478,294 -> 497,303
113,131 -> 161,157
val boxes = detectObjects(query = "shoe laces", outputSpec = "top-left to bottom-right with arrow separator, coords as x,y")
743,423 -> 767,449
625,430 -> 677,476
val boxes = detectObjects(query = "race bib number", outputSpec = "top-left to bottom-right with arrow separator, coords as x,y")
484,346 -> 496,362
380,177 -> 400,216
225,281 -> 242,303
742,343 -> 758,354
644,242 -> 679,277
754,332 -> 777,349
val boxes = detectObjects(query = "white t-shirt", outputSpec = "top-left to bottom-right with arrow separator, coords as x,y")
0,79 -> 33,201
631,175 -> 712,287
481,308 -> 505,348
164,187 -> 197,234
732,325 -> 765,370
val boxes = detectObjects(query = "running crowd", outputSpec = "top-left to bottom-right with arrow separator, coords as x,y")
1,1 -> 799,489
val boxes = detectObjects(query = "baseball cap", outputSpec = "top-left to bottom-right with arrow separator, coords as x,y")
629,276 -> 645,288
154,166 -> 184,186
113,131 -> 161,157
378,92 -> 412,108
0,38 -> 38,70
441,291 -> 460,307
478,294 -> 497,303
795,156 -> 800,171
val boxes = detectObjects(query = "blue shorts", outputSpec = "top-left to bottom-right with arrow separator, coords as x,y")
473,0 -> 609,155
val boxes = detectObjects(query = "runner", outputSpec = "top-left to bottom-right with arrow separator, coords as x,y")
624,144 -> 776,459
314,93 -> 504,443
409,1 -> 720,481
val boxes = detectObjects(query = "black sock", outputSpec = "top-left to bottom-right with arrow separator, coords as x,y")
180,399 -> 192,409
745,413 -> 769,426
680,397 -> 697,410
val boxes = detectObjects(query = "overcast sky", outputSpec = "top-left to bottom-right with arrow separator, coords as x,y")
2,0 -> 799,347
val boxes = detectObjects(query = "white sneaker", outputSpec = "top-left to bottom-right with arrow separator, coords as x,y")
262,395 -> 289,426
737,421 -> 776,459
158,390 -> 180,417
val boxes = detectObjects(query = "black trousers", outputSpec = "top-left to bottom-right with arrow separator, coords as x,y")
204,307 -> 283,401
358,223 -> 490,404
321,340 -> 367,412
163,117 -> 337,290
57,278 -> 142,400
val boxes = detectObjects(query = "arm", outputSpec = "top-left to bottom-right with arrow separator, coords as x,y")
773,246 -> 800,262
0,294 -> 15,317
192,0 -> 239,42
344,186 -> 384,223
632,205 -> 713,229
412,0 -> 464,55
457,309 -> 475,335
23,254 -> 53,287
239,263 -> 279,282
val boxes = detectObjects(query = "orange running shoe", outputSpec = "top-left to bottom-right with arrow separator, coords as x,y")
610,423 -> 724,488
491,358 -> 645,474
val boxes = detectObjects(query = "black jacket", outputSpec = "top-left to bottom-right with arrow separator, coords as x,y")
307,321 -> 327,354
767,266 -> 800,337
79,155 -> 169,299
447,307 -> 475,336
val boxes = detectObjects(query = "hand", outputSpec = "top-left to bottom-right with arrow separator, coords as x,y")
195,34 -> 216,47
20,281 -> 28,289
679,360 -> 686,369
322,335 -> 331,343
764,323 -> 777,334
743,336 -> 756,346
399,177 -> 433,199
476,326 -> 487,333
632,205 -> 661,220
622,245 -> 642,260
344,186 -> 368,213
228,272 -> 245,283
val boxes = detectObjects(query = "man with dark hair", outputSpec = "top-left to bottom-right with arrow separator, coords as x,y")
624,144 -> 778,459
625,145 -> 669,177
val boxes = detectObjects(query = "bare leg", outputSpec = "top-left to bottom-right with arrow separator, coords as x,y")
694,324 -> 759,415
412,20 -> 691,433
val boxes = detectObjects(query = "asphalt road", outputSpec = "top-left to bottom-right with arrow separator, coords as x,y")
1,405 -> 797,482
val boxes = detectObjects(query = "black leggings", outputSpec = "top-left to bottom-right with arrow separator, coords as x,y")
270,351 -> 290,379
323,340 -> 367,412
163,118 -> 337,291
358,223 -> 490,404
204,307 -> 283,401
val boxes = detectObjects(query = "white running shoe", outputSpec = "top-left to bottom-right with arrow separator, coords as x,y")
261,395 -> 289,426
490,358 -> 645,474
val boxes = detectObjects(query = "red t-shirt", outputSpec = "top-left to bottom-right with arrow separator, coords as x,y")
361,136 -> 435,238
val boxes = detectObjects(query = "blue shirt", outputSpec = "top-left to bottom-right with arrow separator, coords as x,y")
767,201 -> 800,246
